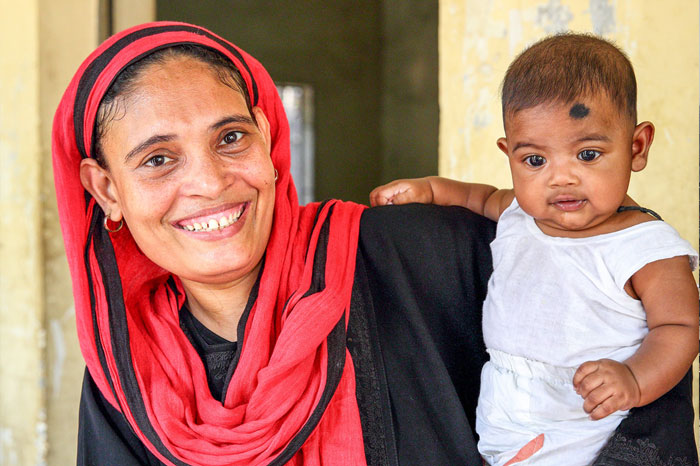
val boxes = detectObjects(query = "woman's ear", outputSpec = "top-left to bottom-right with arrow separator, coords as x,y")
252,106 -> 272,153
631,121 -> 655,172
79,158 -> 123,221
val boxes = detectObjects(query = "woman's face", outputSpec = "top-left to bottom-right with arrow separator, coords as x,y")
82,57 -> 275,286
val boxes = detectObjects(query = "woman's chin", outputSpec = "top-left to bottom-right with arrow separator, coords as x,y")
176,259 -> 261,286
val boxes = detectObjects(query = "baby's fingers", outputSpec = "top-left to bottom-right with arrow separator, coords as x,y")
581,384 -> 614,415
390,189 -> 428,206
573,360 -> 600,392
587,393 -> 617,420
370,179 -> 431,206
369,181 -> 408,206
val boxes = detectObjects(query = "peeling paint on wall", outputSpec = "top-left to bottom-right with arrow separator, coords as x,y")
49,306 -> 74,399
1,427 -> 19,465
588,0 -> 616,35
536,0 -> 574,33
49,320 -> 65,398
35,411 -> 47,466
508,10 -> 524,56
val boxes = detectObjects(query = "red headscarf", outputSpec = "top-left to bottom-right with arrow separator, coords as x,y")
52,22 -> 367,465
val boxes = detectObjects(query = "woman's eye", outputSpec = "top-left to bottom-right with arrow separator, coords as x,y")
578,149 -> 601,162
144,154 -> 171,167
524,155 -> 546,167
220,131 -> 244,146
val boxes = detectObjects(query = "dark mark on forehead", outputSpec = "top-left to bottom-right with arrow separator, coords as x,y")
569,103 -> 590,119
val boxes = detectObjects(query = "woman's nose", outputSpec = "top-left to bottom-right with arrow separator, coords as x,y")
180,152 -> 231,198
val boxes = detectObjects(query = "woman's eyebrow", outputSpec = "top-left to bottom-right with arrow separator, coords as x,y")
209,115 -> 256,131
124,134 -> 175,162
121,115 -> 256,162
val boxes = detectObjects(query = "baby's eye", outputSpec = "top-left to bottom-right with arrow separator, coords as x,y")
524,155 -> 546,167
219,131 -> 244,146
578,149 -> 601,162
144,154 -> 172,167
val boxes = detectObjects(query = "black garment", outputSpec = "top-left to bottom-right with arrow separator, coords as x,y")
616,205 -> 663,221
77,205 -> 699,465
179,307 -> 238,402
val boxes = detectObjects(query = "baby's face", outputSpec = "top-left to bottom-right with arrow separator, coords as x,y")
498,94 -> 647,237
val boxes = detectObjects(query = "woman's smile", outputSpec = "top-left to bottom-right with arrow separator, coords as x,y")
175,202 -> 248,233
173,202 -> 251,242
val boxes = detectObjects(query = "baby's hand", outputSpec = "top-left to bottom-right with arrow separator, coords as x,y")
572,359 -> 640,420
369,178 -> 433,207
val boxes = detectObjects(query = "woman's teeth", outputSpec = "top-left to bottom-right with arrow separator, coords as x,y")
182,208 -> 244,232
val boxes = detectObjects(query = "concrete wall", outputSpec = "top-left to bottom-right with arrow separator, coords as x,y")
1,2 -> 46,463
439,0 -> 698,242
157,1 -> 384,204
157,1 -> 440,203
40,4 -> 104,464
0,2 -> 153,464
380,0 -> 439,184
439,0 -> 699,448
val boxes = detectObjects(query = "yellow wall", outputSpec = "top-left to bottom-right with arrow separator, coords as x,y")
1,1 -> 45,464
0,2 -> 154,464
1,2 -> 100,464
439,0 -> 699,450
439,0 -> 698,239
40,3 -> 101,465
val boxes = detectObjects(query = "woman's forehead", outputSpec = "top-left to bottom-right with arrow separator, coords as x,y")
70,25 -> 261,160
127,55 -> 240,94
101,62 -> 252,157
104,57 -> 247,127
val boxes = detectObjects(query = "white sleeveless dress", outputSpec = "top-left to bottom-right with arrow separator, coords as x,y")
476,200 -> 698,465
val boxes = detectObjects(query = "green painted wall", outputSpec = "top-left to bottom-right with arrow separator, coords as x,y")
380,0 -> 438,183
157,1 -> 438,204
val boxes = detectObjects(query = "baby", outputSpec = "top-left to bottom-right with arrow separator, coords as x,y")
371,33 -> 699,465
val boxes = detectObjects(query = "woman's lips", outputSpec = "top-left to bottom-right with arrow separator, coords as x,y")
175,203 -> 248,232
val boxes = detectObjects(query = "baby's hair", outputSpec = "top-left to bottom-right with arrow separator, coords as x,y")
501,33 -> 636,124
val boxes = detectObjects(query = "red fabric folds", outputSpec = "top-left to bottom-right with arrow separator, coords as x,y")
52,22 -> 367,465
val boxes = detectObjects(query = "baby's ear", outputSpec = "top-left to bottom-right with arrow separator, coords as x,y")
631,121 -> 654,172
497,137 -> 509,156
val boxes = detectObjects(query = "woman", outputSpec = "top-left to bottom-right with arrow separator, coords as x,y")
53,22 -> 697,465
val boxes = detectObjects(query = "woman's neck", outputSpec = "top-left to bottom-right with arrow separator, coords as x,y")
180,263 -> 261,342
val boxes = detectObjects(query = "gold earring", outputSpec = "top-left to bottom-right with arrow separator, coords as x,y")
104,216 -> 124,233
274,169 -> 279,182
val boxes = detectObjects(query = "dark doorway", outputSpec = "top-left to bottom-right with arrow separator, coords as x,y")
158,1 -> 438,204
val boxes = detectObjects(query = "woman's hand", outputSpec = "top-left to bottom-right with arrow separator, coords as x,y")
369,178 -> 434,207
573,359 -> 641,420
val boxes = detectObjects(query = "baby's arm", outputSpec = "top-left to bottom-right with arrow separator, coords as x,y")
370,176 -> 513,222
573,255 -> 699,420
